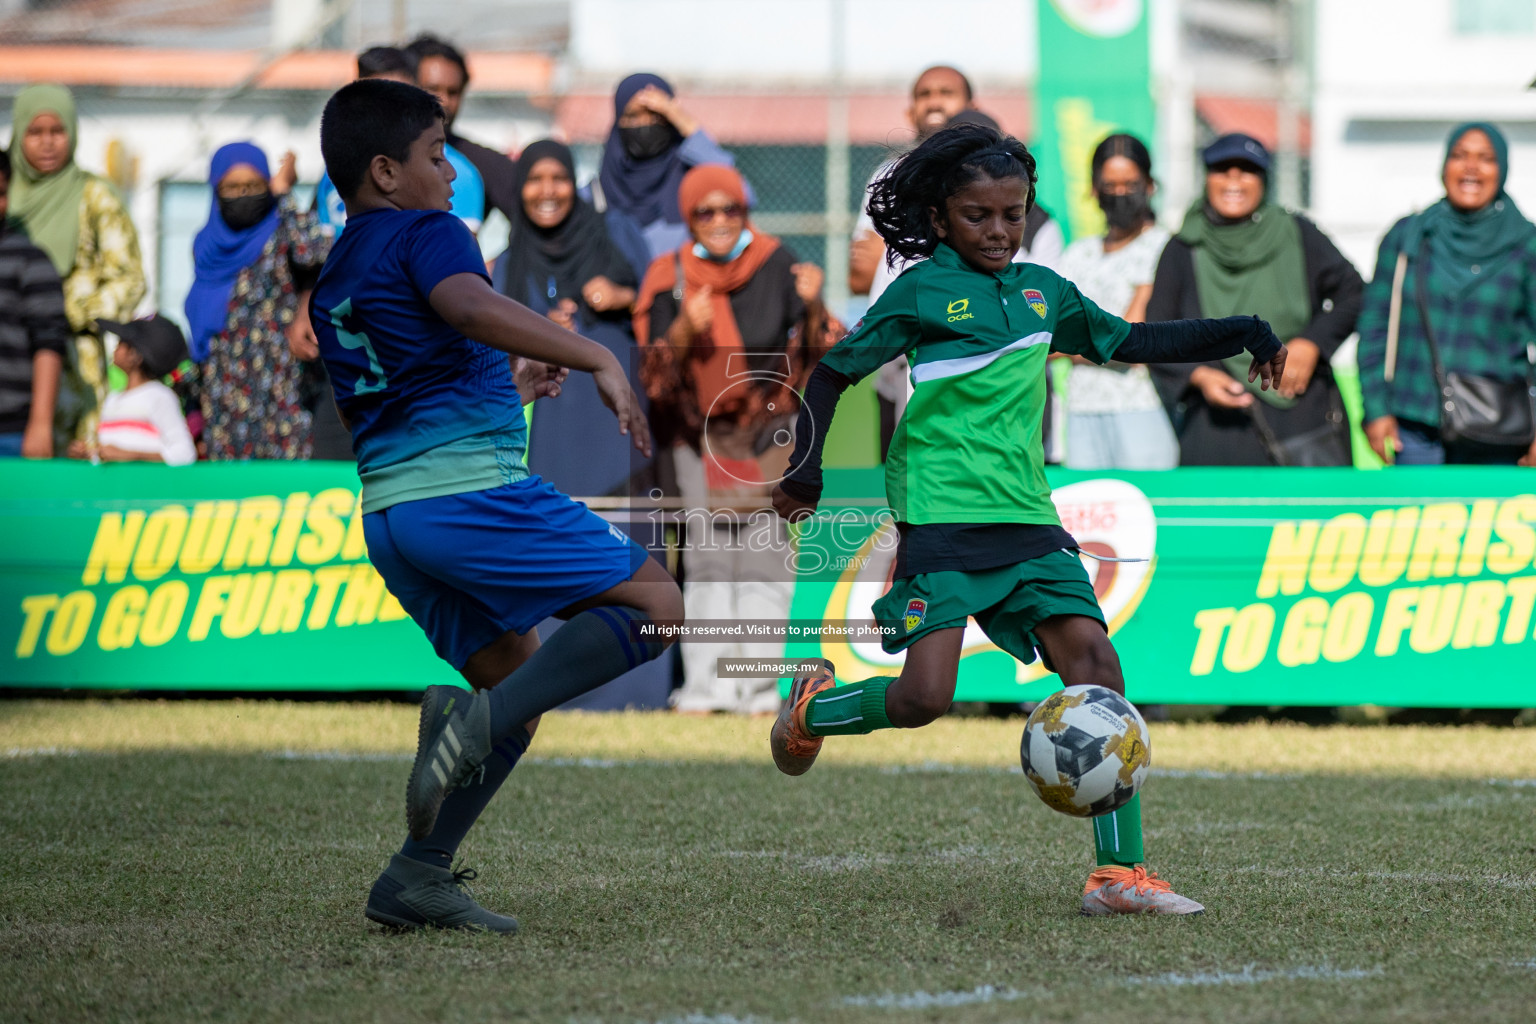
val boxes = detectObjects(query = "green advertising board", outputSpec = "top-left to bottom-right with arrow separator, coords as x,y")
1,461 -> 460,690
1033,0 -> 1156,243
5,462 -> 1536,707
787,466 -> 1536,708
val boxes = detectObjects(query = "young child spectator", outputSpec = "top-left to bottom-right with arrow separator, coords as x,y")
68,314 -> 195,465
0,148 -> 69,458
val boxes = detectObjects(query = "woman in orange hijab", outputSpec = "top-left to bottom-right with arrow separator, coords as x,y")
635,165 -> 830,482
634,163 -> 834,713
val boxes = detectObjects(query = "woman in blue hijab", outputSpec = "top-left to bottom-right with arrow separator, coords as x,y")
585,72 -> 742,269
187,141 -> 328,460
1357,122 -> 1536,466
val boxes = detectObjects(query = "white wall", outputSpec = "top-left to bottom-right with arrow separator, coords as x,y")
570,0 -> 1038,84
1311,0 -> 1536,277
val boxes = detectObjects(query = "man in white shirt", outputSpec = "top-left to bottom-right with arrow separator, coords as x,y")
850,80 -> 1066,454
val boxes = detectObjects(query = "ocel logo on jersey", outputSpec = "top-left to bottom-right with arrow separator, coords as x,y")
904,598 -> 927,632
1023,289 -> 1048,319
946,299 -> 974,322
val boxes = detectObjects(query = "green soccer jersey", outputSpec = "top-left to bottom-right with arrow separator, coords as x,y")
822,243 -> 1130,525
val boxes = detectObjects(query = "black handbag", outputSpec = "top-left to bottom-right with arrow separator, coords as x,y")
1414,241 -> 1536,448
1249,386 -> 1352,467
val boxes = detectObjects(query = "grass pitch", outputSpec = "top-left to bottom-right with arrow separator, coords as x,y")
4,700 -> 1536,1024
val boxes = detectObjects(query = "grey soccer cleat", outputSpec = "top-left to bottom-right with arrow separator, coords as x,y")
406,685 -> 493,841
365,854 -> 518,933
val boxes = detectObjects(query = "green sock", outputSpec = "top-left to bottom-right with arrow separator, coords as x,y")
804,677 -> 896,735
1091,792 -> 1145,867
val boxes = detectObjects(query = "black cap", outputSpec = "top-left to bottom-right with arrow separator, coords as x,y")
98,315 -> 190,379
1201,133 -> 1270,173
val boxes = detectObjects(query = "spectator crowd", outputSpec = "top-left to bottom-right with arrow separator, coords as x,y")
4,40 -> 1536,708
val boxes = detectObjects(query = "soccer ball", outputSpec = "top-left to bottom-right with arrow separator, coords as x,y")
1019,685 -> 1151,817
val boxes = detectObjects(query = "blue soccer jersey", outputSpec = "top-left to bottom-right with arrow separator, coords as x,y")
310,208 -> 527,512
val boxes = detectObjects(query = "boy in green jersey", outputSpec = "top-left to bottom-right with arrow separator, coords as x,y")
771,124 -> 1289,916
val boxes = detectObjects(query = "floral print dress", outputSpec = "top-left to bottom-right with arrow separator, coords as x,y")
201,194 -> 328,460
63,177 -> 147,444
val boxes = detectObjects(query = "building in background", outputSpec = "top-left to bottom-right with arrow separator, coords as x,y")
1310,0 -> 1536,275
5,0 -> 1533,334
0,0 -> 560,325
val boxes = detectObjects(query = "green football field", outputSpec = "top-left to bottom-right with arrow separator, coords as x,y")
3,699 -> 1535,1024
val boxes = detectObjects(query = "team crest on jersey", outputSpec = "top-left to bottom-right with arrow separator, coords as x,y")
1022,288 -> 1048,318
904,598 -> 928,632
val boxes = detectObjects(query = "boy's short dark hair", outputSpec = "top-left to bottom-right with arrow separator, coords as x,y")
404,33 -> 469,85
0,148 -> 10,181
320,79 -> 445,201
357,45 -> 415,80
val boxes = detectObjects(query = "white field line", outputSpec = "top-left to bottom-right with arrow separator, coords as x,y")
272,750 -> 409,762
6,746 -> 1536,794
1122,964 -> 1384,988
1224,863 -> 1536,889
844,964 -> 1382,1010
719,845 -> 1025,873
0,748 -> 1315,781
880,763 -> 1305,781
844,985 -> 1035,1010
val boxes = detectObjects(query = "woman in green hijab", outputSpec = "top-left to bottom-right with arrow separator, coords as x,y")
1357,122 -> 1536,466
8,84 -> 146,446
1148,133 -> 1363,465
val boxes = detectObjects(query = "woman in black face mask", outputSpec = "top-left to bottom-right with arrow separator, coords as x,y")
187,141 -> 328,460
587,72 -> 745,268
1055,132 -> 1179,469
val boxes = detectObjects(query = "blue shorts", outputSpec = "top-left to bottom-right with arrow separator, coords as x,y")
364,477 -> 648,670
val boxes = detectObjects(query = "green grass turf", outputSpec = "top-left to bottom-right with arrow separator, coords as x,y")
4,700 -> 1536,1024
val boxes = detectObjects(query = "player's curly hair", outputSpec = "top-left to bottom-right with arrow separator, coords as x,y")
866,122 -> 1038,267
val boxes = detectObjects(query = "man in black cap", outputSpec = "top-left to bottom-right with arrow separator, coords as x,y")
67,315 -> 196,465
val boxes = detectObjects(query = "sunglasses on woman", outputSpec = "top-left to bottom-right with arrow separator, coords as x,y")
691,203 -> 745,223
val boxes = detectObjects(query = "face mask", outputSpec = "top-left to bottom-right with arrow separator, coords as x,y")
620,123 -> 677,161
219,192 -> 274,231
1097,189 -> 1150,232
694,228 -> 753,263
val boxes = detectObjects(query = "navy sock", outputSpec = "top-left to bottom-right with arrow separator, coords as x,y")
486,606 -> 666,740
399,724 -> 533,869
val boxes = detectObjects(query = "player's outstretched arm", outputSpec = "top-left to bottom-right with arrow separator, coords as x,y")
430,272 -> 652,456
1115,315 -> 1287,391
772,362 -> 855,522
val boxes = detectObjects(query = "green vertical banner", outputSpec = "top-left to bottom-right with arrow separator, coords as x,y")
1033,0 -> 1156,244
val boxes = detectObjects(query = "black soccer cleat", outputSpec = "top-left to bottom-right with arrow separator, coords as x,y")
365,853 -> 518,933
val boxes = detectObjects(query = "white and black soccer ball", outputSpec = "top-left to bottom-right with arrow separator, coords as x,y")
1019,685 -> 1151,817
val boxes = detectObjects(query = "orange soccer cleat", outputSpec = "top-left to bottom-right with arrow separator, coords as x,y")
769,660 -> 838,776
1080,865 -> 1205,916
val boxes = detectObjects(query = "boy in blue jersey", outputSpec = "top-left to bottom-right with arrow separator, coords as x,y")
310,79 -> 682,934
313,46 -> 487,241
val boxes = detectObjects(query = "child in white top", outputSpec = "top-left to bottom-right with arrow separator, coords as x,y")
68,315 -> 195,466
